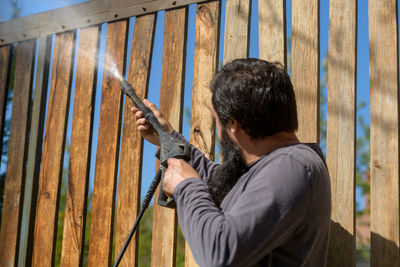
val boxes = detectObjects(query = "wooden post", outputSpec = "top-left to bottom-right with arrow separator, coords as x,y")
369,1 -> 400,266
223,0 -> 251,64
326,0 -> 357,266
88,20 -> 128,266
258,0 -> 286,67
0,45 -> 12,170
115,14 -> 156,266
292,0 -> 320,143
184,2 -> 220,266
0,40 -> 36,267
151,7 -> 188,267
18,35 -> 52,267
32,31 -> 75,267
60,26 -> 100,267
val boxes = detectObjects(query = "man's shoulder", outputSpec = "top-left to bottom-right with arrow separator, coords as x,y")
270,143 -> 326,169
247,143 -> 329,187
254,143 -> 325,168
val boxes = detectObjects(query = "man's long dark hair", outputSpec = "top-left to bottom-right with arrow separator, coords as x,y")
207,58 -> 298,205
211,58 -> 298,139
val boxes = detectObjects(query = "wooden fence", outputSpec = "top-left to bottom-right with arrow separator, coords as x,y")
0,0 -> 398,266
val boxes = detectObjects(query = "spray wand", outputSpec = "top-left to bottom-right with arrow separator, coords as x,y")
113,80 -> 190,266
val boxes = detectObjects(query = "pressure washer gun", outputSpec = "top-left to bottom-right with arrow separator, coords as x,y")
120,79 -> 191,208
114,80 -> 191,266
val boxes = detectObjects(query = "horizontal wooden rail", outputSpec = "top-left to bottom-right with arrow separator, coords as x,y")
0,0 -> 209,45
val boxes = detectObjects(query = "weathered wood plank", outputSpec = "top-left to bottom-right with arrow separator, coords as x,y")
0,40 -> 36,267
18,35 -> 52,267
88,20 -> 128,266
185,2 -> 219,266
0,46 -> 10,250
292,0 -> 320,143
32,31 -> 75,267
0,0 -> 210,45
60,26 -> 100,267
258,0 -> 286,66
115,14 -> 155,266
369,1 -> 400,266
151,7 -> 187,267
326,0 -> 357,266
223,0 -> 251,64
0,45 -> 11,176
0,46 -> 11,248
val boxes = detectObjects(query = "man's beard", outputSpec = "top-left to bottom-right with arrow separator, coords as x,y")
207,128 -> 247,207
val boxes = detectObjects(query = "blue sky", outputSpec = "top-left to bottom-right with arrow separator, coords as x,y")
0,0 -> 372,208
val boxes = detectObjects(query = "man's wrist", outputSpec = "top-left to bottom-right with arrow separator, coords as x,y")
173,177 -> 204,198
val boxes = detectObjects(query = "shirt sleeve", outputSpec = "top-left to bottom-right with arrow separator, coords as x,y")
171,130 -> 219,183
173,155 -> 313,267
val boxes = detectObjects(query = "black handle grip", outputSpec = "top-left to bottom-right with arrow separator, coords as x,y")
121,79 -> 165,136
157,166 -> 176,208
120,80 -> 190,209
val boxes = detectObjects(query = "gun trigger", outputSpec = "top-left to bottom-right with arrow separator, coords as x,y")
183,144 -> 191,160
154,149 -> 161,160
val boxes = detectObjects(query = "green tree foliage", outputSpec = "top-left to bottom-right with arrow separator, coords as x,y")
356,101 -> 370,204
355,101 -> 370,260
319,53 -> 328,149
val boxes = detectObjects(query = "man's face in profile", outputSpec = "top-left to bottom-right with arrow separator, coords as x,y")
208,108 -> 246,206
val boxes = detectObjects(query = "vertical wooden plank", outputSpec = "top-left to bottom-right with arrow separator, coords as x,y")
369,1 -> 399,266
18,35 -> 52,267
223,0 -> 250,64
88,20 -> 128,267
0,40 -> 36,267
0,45 -> 12,169
150,7 -> 187,267
258,0 -> 286,66
184,2 -> 219,267
292,0 -> 320,143
0,46 -> 11,233
326,0 -> 357,266
32,31 -> 75,267
115,14 -> 155,266
0,45 -> 12,232
60,26 -> 100,267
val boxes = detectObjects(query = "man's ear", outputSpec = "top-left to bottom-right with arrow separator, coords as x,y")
226,119 -> 241,135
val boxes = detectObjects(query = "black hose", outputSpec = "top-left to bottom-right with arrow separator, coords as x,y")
113,169 -> 162,267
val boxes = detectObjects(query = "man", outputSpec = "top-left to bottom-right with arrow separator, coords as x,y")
132,58 -> 331,266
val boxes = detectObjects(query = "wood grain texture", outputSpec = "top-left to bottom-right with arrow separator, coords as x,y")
0,40 -> 36,267
0,0 -> 210,45
115,14 -> 155,266
223,0 -> 250,64
0,45 -> 11,168
185,3 -> 219,266
32,31 -> 75,267
87,20 -> 128,267
18,35 -> 52,267
150,7 -> 187,267
292,0 -> 320,143
258,0 -> 286,66
60,26 -> 100,267
326,0 -> 357,266
369,1 -> 400,266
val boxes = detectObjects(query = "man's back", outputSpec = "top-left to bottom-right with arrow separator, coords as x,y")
174,142 -> 331,267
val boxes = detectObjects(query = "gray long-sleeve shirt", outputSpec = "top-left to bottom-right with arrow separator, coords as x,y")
172,132 -> 331,267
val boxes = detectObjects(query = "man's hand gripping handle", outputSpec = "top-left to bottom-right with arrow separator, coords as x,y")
121,80 -> 190,208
